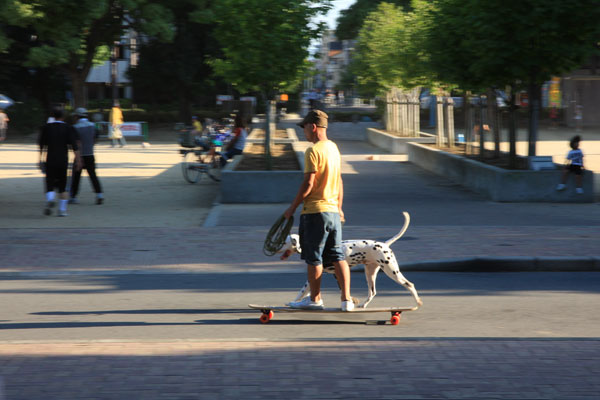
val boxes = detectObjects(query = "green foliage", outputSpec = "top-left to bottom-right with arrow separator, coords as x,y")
335,0 -> 411,40
353,1 -> 433,95
211,0 -> 331,97
424,0 -> 600,91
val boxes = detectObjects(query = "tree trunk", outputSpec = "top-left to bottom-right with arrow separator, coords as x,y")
478,96 -> 485,159
465,95 -> 472,155
527,82 -> 541,156
508,92 -> 518,169
178,84 -> 192,124
436,96 -> 444,146
70,70 -> 87,108
264,96 -> 274,170
487,88 -> 500,159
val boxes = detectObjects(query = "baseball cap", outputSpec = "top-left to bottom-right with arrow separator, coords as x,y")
74,107 -> 88,117
297,109 -> 328,128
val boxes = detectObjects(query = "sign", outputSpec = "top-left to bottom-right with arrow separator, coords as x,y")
548,77 -> 561,108
519,92 -> 529,107
216,94 -> 233,105
240,96 -> 257,106
120,122 -> 143,136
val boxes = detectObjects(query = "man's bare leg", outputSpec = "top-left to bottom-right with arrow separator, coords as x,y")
333,259 -> 351,301
308,264 -> 323,302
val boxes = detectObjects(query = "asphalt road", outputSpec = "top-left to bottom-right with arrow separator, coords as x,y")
2,271 -> 598,342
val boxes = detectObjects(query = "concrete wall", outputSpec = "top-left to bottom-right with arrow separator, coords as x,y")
220,141 -> 305,204
367,128 -> 435,154
407,142 -> 594,202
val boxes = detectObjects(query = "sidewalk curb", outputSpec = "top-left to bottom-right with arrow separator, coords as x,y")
399,256 -> 600,272
0,257 -> 598,278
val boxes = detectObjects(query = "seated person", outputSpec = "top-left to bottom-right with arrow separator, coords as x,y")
220,114 -> 247,167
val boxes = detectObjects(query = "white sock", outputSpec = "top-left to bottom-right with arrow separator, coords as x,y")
46,191 -> 55,202
59,199 -> 68,212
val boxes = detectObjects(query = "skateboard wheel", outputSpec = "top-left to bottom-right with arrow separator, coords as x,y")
259,314 -> 270,324
390,314 -> 401,325
259,311 -> 274,324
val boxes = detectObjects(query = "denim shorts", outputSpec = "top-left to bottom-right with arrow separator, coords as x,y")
299,212 -> 345,266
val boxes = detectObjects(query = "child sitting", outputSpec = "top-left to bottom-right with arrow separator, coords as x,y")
556,135 -> 584,194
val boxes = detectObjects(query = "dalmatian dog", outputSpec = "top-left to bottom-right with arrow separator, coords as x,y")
279,212 -> 422,308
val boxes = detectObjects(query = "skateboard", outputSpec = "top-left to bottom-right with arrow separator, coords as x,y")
248,304 -> 419,325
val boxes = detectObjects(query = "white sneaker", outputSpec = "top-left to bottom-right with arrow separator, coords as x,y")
341,300 -> 355,312
58,210 -> 68,217
556,183 -> 566,191
576,187 -> 584,194
287,297 -> 324,310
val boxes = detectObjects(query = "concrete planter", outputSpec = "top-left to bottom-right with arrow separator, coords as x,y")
220,141 -> 305,203
246,127 -> 298,143
407,142 -> 594,202
367,127 -> 435,154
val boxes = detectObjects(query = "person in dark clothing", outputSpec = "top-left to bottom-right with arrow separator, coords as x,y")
39,108 -> 82,216
69,107 -> 104,205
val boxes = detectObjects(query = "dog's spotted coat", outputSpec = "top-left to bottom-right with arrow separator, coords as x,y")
279,212 -> 422,308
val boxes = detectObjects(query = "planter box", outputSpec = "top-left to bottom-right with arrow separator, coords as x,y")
407,142 -> 594,202
220,141 -> 306,203
246,127 -> 298,143
367,127 -> 435,154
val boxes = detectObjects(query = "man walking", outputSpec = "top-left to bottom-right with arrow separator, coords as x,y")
109,101 -> 126,147
39,108 -> 82,217
69,107 -> 104,205
284,110 -> 354,311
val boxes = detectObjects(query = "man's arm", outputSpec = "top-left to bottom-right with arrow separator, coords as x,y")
338,175 -> 345,223
284,172 -> 315,219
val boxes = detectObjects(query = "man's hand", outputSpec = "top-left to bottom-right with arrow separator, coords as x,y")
75,157 -> 83,171
284,205 -> 296,220
339,209 -> 345,224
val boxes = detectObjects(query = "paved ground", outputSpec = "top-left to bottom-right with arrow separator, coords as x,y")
1,121 -> 599,399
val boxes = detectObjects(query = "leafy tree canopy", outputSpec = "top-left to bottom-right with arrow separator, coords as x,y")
424,0 -> 600,92
211,0 -> 331,97
335,0 -> 410,40
353,1 -> 433,94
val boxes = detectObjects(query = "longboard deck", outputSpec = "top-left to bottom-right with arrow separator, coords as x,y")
248,304 -> 419,313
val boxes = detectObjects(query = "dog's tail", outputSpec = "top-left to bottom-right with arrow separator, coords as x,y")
384,212 -> 410,247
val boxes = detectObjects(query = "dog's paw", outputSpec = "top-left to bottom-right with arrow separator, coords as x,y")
352,296 -> 360,305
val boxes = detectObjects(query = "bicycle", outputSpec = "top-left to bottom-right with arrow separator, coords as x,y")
180,147 -> 221,183
177,119 -> 232,183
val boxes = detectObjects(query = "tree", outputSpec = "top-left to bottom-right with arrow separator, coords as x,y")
352,1 -> 435,136
425,0 -> 600,161
335,0 -> 411,41
211,0 -> 331,168
3,0 -> 175,108
128,0 -> 220,122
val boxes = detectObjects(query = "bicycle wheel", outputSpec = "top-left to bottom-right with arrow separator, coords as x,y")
207,154 -> 222,182
182,151 -> 201,183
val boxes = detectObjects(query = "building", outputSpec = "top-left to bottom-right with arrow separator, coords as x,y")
85,31 -> 139,102
313,30 -> 355,93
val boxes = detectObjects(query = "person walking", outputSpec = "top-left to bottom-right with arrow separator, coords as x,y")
0,109 -> 8,142
39,108 -> 82,217
109,101 -> 126,147
284,110 -> 354,311
69,107 -> 104,205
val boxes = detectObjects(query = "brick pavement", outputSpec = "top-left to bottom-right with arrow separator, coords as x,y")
2,225 -> 600,273
0,340 -> 598,399
2,123 -> 599,399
